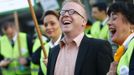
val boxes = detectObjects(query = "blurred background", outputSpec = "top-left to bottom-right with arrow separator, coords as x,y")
0,0 -> 133,37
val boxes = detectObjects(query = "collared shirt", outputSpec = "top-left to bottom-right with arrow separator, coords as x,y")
12,32 -> 17,42
54,32 -> 84,75
102,17 -> 108,26
48,34 -> 62,48
10,33 -> 17,46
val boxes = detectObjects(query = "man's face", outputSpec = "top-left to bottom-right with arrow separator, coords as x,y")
5,26 -> 16,39
59,2 -> 86,34
92,7 -> 103,20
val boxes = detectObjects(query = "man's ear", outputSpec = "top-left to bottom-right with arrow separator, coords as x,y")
82,19 -> 87,27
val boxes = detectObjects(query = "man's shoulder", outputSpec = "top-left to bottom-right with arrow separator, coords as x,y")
84,35 -> 107,45
50,45 -> 60,54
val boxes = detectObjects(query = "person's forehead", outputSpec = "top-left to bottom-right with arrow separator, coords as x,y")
92,7 -> 99,11
62,2 -> 83,11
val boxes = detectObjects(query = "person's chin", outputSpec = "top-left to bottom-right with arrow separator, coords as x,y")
111,34 -> 117,42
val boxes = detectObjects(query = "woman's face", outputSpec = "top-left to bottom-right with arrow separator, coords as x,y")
43,15 -> 61,39
108,13 -> 131,45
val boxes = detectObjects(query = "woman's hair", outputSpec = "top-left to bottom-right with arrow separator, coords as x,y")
107,2 -> 134,25
42,10 -> 60,20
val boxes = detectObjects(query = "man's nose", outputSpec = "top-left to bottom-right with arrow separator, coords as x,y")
64,11 -> 70,16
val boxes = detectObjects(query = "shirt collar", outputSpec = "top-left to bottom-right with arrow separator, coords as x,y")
60,32 -> 84,47
12,32 -> 17,42
73,32 -> 84,47
102,17 -> 108,26
48,34 -> 62,48
123,32 -> 134,49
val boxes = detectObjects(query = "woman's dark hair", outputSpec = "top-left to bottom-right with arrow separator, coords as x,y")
107,2 -> 134,24
41,10 -> 60,20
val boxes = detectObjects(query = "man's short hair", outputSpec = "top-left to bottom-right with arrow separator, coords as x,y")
2,21 -> 15,31
62,0 -> 87,21
62,0 -> 85,9
92,2 -> 107,12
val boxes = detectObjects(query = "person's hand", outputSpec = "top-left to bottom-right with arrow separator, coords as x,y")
42,58 -> 48,65
107,61 -> 118,75
19,57 -> 27,65
0,59 -> 11,67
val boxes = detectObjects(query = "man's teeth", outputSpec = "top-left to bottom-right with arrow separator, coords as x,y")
63,21 -> 71,24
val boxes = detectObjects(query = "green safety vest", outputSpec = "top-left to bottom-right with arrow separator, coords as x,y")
40,43 -> 50,75
90,21 -> 109,40
117,38 -> 134,75
0,32 -> 30,75
31,37 -> 47,75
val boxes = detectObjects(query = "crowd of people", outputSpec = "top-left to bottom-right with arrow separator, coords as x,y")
0,0 -> 134,75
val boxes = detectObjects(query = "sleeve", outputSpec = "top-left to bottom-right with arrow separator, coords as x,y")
31,46 -> 42,65
27,34 -> 33,56
24,34 -> 33,66
47,47 -> 53,75
97,40 -> 114,75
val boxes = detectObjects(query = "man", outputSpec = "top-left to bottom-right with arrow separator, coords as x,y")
0,21 -> 33,75
91,2 -> 118,54
47,0 -> 113,75
91,2 -> 109,40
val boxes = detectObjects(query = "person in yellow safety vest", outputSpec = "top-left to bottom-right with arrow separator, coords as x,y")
0,21 -> 33,75
91,2 -> 109,40
31,25 -> 49,75
31,10 -> 62,75
107,2 -> 134,75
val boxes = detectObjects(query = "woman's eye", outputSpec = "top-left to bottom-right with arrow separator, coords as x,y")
51,22 -> 55,26
112,17 -> 117,21
44,23 -> 48,27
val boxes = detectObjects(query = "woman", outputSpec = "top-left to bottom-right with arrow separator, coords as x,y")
107,2 -> 134,75
31,10 -> 62,75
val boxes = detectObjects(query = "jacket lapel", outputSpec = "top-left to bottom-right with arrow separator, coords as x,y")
74,35 -> 89,75
50,46 -> 60,75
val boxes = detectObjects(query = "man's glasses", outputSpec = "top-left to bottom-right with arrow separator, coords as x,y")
60,9 -> 85,20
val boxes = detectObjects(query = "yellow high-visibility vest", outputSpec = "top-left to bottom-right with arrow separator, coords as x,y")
90,21 -> 109,40
117,38 -> 134,75
31,37 -> 47,75
0,32 -> 30,75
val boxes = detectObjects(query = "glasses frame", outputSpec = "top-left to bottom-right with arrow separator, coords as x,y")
60,9 -> 86,20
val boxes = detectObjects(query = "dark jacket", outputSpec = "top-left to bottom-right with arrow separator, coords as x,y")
47,35 -> 113,75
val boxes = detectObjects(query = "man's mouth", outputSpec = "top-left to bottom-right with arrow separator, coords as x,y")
62,20 -> 72,25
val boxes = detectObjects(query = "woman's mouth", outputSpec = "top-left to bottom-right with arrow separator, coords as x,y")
109,28 -> 116,38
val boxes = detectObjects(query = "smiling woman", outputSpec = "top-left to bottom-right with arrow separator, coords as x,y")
107,2 -> 134,75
